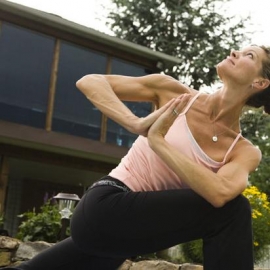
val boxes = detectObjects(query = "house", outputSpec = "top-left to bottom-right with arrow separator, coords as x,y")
0,0 -> 180,236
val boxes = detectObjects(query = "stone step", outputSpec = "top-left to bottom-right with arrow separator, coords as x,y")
119,260 -> 270,270
0,236 -> 269,269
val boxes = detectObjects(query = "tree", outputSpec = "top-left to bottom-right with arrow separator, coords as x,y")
107,0 -> 251,89
241,108 -> 270,195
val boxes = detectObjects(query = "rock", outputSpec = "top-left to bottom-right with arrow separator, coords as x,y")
0,251 -> 11,267
13,241 -> 53,261
118,259 -> 133,270
0,236 -> 20,249
181,263 -> 203,269
130,260 -> 180,270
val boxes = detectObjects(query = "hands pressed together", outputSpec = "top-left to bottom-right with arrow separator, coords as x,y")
133,94 -> 191,141
147,94 -> 191,140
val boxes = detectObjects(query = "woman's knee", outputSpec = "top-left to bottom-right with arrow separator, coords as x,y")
234,194 -> 251,210
226,194 -> 252,220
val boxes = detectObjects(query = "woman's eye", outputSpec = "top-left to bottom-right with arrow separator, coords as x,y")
247,53 -> 253,58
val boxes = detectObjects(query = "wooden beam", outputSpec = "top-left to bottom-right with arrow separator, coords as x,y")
0,143 -> 115,173
45,39 -> 61,131
0,120 -> 128,162
0,156 -> 9,214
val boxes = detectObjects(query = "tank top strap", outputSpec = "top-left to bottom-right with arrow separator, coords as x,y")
223,133 -> 242,162
181,91 -> 201,115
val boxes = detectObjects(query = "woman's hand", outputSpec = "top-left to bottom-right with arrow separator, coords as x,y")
148,94 -> 191,142
129,98 -> 177,136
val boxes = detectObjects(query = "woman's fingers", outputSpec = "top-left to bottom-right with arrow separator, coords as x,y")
148,94 -> 192,138
141,94 -> 192,137
170,94 -> 191,116
138,98 -> 176,135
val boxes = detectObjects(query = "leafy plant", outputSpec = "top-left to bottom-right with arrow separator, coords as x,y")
243,185 -> 270,262
181,239 -> 203,264
241,108 -> 270,196
182,186 -> 270,264
17,200 -> 61,243
0,213 -> 4,228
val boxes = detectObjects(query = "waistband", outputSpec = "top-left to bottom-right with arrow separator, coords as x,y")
89,176 -> 131,193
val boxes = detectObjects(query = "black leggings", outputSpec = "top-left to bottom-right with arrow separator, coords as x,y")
18,179 -> 254,270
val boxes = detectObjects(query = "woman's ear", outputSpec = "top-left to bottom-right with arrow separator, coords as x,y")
253,79 -> 270,90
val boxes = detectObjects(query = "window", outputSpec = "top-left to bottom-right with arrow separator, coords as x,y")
107,58 -> 152,147
0,22 -> 54,128
52,41 -> 107,140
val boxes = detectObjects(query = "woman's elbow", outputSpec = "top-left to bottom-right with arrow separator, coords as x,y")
76,77 -> 84,91
211,198 -> 227,208
76,74 -> 104,90
210,192 -> 241,208
206,195 -> 224,208
76,75 -> 90,90
207,190 -> 231,208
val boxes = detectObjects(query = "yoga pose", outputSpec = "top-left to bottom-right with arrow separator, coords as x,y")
7,45 -> 270,270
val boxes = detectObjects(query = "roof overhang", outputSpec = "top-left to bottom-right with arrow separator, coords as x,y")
0,120 -> 127,171
0,0 -> 180,69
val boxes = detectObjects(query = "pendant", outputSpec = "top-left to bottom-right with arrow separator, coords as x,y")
212,135 -> 218,142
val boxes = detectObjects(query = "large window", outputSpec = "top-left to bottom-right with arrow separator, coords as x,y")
0,22 -> 155,147
0,22 -> 54,128
52,41 -> 107,140
107,58 -> 152,148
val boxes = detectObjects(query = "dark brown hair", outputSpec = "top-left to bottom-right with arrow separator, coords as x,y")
246,45 -> 270,114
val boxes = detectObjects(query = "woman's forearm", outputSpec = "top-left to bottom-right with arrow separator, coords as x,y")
76,74 -> 139,133
148,135 -> 249,208
76,74 -> 180,136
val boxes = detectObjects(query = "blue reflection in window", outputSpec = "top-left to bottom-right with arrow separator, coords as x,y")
52,41 -> 107,140
107,58 -> 153,148
0,22 -> 54,128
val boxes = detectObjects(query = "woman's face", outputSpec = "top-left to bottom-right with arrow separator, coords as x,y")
216,46 -> 266,85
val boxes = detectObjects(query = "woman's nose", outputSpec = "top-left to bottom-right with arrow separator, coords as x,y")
230,49 -> 238,58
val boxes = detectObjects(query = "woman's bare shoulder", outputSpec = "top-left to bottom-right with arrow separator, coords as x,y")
230,137 -> 262,169
154,75 -> 199,106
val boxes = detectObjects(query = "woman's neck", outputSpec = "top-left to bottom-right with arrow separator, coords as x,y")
207,88 -> 244,126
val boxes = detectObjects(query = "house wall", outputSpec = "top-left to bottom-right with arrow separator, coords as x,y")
0,1 -> 179,236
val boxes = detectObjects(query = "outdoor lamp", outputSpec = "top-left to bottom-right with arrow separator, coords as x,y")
53,193 -> 80,240
54,193 -> 80,219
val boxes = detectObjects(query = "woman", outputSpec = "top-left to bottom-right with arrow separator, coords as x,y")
8,45 -> 270,270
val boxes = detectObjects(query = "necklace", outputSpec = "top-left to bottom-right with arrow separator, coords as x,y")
212,134 -> 218,142
212,122 -> 228,142
211,114 -> 239,143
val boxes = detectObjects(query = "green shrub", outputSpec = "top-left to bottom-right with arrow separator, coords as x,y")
17,200 -> 61,243
243,185 -> 270,262
0,213 -> 4,228
181,239 -> 203,264
182,185 -> 270,264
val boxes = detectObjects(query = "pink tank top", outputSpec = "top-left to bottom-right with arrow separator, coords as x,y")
109,92 -> 242,191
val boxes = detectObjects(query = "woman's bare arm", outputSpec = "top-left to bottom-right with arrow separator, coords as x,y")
147,97 -> 261,207
76,74 -> 189,135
